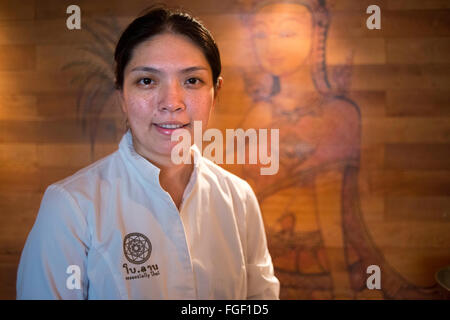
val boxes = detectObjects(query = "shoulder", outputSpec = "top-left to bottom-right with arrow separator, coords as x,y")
37,151 -> 120,233
321,96 -> 361,120
317,96 -> 361,138
50,151 -> 119,195
199,157 -> 255,202
41,151 -> 121,214
241,101 -> 272,129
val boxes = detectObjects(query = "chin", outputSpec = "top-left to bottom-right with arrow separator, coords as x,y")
154,143 -> 177,157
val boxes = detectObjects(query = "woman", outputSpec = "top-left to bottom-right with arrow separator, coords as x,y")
16,6 -> 279,299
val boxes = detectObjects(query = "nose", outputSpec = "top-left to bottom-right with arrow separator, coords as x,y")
264,36 -> 280,57
157,80 -> 185,113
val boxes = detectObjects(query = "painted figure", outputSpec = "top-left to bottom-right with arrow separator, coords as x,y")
238,0 -> 444,299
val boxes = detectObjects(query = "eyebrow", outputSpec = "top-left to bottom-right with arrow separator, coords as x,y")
129,66 -> 209,74
280,17 -> 309,25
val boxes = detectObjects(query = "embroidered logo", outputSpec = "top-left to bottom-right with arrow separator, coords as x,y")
122,232 -> 160,280
123,232 -> 152,264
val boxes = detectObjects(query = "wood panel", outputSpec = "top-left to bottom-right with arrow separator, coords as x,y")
351,64 -> 450,90
387,0 -> 450,10
0,119 -> 119,143
385,196 -> 450,221
0,95 -> 37,120
362,118 -> 450,144
0,45 -> 35,71
0,0 -> 35,21
0,21 -> 36,45
387,37 -> 450,64
386,90 -> 450,117
0,71 -> 77,93
369,170 -> 450,196
385,144 -> 450,170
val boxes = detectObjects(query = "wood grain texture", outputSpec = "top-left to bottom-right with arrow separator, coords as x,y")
0,119 -> 118,143
386,90 -> 450,117
385,144 -> 450,170
385,196 -> 450,221
0,45 -> 35,71
387,0 -> 450,10
0,1 -> 34,21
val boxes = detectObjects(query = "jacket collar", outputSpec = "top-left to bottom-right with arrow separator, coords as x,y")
118,129 -> 202,188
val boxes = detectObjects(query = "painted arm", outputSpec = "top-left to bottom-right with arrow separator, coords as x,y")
315,170 -> 354,299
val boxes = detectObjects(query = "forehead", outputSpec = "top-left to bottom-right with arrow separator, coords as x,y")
252,3 -> 312,25
126,33 -> 211,72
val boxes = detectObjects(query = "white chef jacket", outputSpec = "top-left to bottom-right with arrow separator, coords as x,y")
16,129 -> 280,300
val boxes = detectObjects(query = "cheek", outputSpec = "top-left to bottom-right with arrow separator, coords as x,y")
186,92 -> 214,120
254,39 -> 273,58
124,95 -> 156,123
286,37 -> 311,61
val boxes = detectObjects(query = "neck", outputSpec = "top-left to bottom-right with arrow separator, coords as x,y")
279,62 -> 318,99
159,161 -> 194,210
156,153 -> 195,208
158,161 -> 193,184
144,152 -> 194,190
132,136 -> 195,210
271,62 -> 322,112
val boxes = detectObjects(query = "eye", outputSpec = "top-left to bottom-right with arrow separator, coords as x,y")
138,77 -> 154,86
279,31 -> 297,38
252,31 -> 267,39
251,24 -> 267,39
185,77 -> 202,86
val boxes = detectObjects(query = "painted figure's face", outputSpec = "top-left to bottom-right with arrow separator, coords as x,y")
120,33 -> 218,163
250,3 -> 313,76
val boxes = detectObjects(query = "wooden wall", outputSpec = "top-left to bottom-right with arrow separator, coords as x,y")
0,0 -> 449,299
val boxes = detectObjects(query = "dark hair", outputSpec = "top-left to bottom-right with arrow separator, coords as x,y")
114,5 -> 221,91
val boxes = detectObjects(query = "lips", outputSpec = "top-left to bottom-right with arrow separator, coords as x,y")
153,121 -> 190,136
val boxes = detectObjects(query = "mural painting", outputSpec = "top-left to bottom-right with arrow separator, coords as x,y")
63,0 -> 448,299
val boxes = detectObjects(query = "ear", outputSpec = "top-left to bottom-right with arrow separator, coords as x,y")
214,76 -> 223,98
211,77 -> 223,113
116,89 -> 127,114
